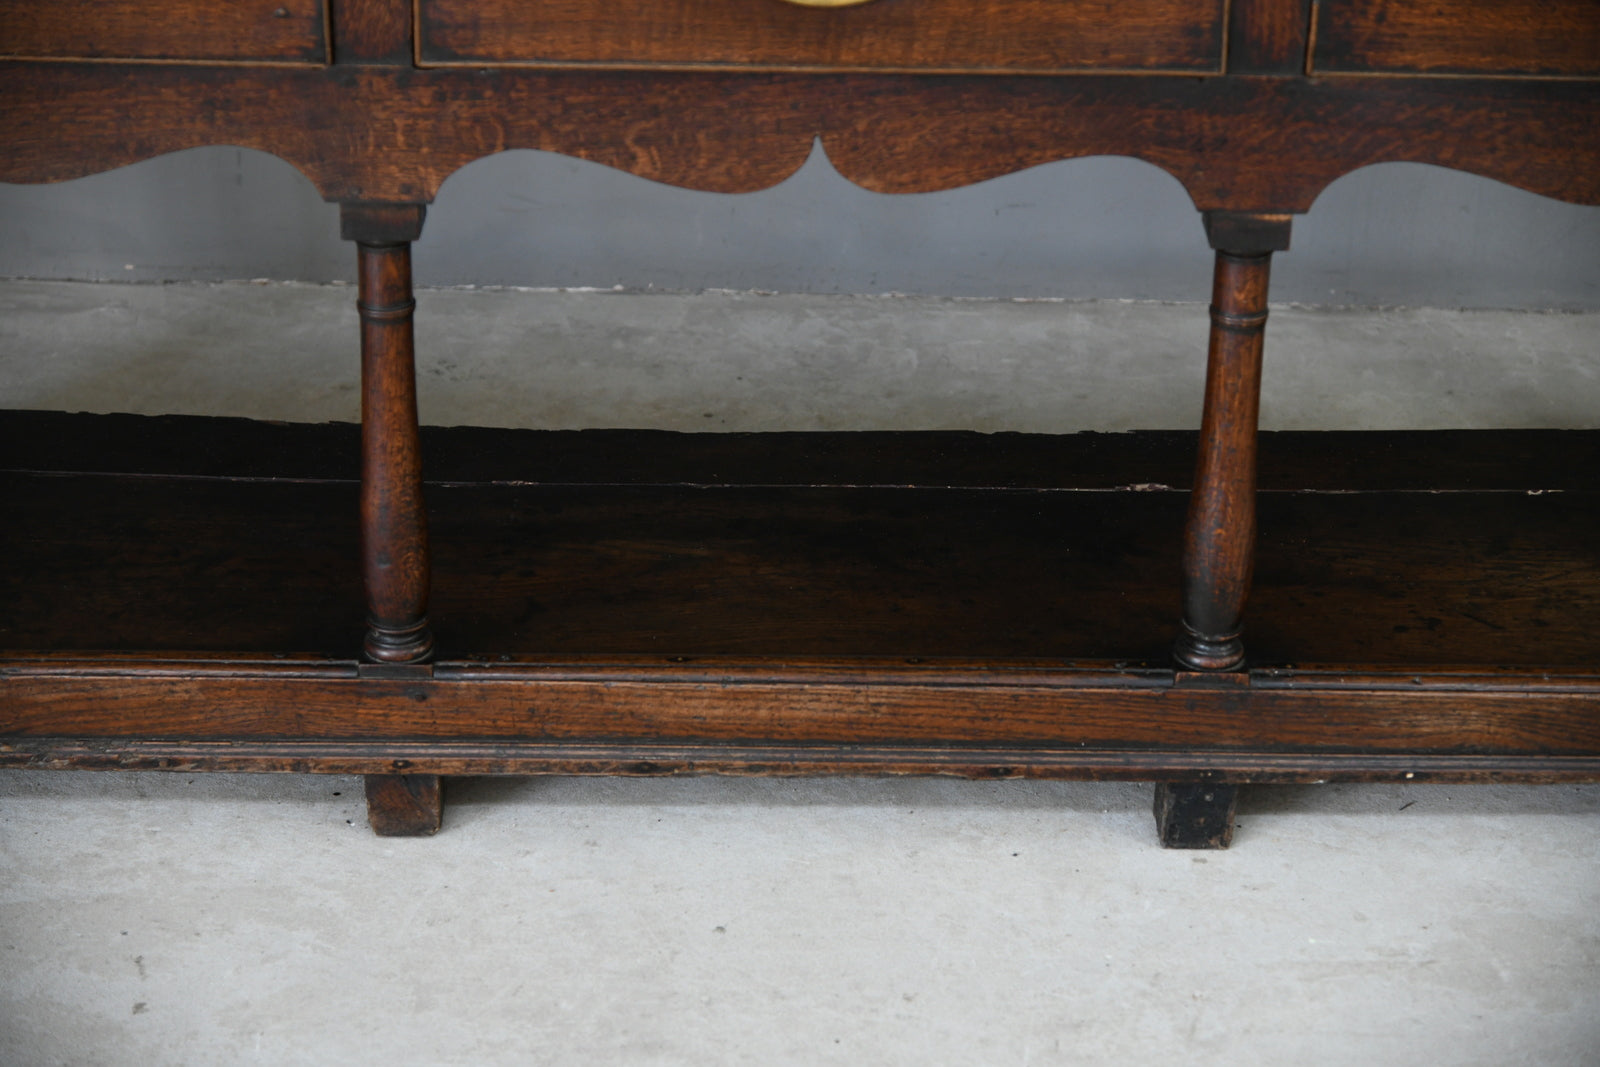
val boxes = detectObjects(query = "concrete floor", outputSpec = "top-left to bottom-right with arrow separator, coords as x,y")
2,282 -> 1599,1065
3,281 -> 1598,431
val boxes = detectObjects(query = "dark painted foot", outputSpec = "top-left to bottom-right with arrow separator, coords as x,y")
1153,781 -> 1239,849
364,773 -> 442,836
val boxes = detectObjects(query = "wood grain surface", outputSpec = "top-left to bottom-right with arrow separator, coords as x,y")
1226,0 -> 1313,74
2,64 -> 1596,208
0,0 -> 328,64
5,415 -> 1598,668
1313,0 -> 1600,77
331,0 -> 410,65
418,0 -> 1223,73
346,209 -> 434,663
6,660 -> 1600,758
7,471 -> 1599,665
6,737 -> 1600,782
1176,232 -> 1282,671
363,772 -> 442,834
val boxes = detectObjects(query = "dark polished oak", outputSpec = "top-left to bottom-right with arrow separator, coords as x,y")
1175,212 -> 1292,672
1,0 -> 1597,843
1311,0 -> 1600,78
5,415 -> 1600,785
0,0 -> 329,65
365,773 -> 443,835
417,0 -> 1226,73
3,67 -> 1598,209
342,203 -> 434,665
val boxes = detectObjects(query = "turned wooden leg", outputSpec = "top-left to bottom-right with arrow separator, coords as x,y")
1153,782 -> 1239,849
365,774 -> 443,836
1173,211 -> 1292,673
343,204 -> 441,836
341,203 -> 434,664
1161,211 -> 1292,848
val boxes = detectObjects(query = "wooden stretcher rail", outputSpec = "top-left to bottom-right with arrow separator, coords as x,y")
5,659 -> 1600,754
7,740 -> 1600,785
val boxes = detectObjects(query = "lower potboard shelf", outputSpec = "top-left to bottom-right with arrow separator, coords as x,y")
4,410 -> 1600,787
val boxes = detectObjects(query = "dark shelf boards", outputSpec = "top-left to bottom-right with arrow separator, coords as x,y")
4,410 -> 1599,782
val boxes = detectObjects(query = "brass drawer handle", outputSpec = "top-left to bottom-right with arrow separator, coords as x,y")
778,0 -> 877,8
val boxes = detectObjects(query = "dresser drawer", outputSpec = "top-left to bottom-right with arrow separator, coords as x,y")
417,0 -> 1225,74
0,0 -> 328,64
1312,0 -> 1600,77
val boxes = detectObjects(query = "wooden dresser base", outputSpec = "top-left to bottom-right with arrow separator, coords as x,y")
5,413 -> 1599,843
3,0 -> 1596,850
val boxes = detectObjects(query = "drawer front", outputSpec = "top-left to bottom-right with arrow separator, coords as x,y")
418,0 -> 1225,74
1312,0 -> 1600,77
0,0 -> 328,64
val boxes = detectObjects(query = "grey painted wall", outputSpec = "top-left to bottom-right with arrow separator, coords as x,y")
2,144 -> 1597,308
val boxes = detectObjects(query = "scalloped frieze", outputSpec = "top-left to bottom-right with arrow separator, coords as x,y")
2,64 -> 1598,212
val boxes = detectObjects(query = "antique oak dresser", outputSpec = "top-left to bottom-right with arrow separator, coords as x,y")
1,0 -> 1598,845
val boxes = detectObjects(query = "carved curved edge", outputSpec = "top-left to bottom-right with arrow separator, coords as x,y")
3,63 -> 1598,212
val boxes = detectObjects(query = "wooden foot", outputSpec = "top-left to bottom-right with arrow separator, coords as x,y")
1153,782 -> 1239,849
1174,211 -> 1293,673
342,203 -> 435,665
364,774 -> 443,836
